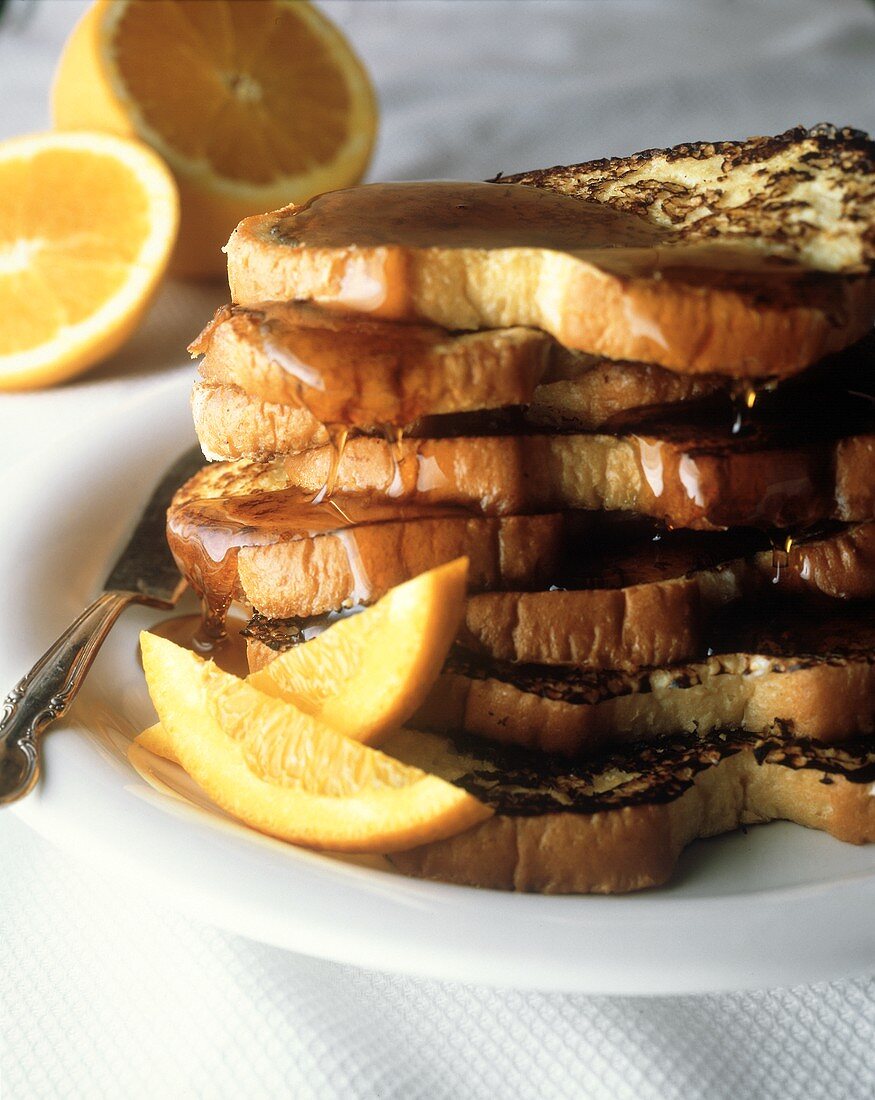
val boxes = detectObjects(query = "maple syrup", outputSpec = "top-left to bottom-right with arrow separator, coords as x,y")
310,424 -> 349,504
382,424 -> 406,497
769,534 -> 796,584
146,612 -> 251,678
272,181 -> 666,250
268,181 -> 820,319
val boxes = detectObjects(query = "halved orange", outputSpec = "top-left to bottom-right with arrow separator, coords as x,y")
53,0 -> 377,276
140,632 -> 490,852
250,558 -> 468,744
0,130 -> 178,390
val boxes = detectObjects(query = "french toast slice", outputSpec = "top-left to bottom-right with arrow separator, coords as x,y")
192,350 -> 732,461
264,427 -> 875,531
191,366 -> 730,461
504,124 -> 875,273
255,330 -> 875,530
417,606 -> 875,753
242,521 -> 875,668
227,126 -> 875,377
385,727 -> 875,893
169,464 -> 568,620
460,521 -> 875,665
191,302 -> 550,425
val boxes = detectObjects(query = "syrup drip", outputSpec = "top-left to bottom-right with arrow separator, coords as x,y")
258,316 -> 326,393
146,612 -> 251,678
634,435 -> 707,515
335,529 -> 374,605
311,424 -> 348,504
415,453 -> 449,493
637,438 -> 666,498
729,380 -> 769,436
383,424 -> 406,498
770,534 -> 796,584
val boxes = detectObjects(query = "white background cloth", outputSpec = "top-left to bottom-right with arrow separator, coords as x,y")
2,1 -> 875,1096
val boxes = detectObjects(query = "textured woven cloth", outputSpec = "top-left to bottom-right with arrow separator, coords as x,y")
2,2 -> 875,1097
3,814 -> 875,1099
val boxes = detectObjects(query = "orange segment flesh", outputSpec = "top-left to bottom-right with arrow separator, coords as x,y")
249,558 -> 469,745
0,131 -> 177,389
139,632 -> 490,852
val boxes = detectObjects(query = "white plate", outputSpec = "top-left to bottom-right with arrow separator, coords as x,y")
5,374 -> 875,995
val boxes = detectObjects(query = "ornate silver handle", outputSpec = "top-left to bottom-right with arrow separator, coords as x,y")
0,591 -> 136,804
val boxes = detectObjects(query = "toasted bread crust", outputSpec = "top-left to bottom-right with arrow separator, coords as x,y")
529,354 -> 726,430
242,522 -> 875,667
246,620 -> 875,753
387,729 -> 875,893
193,381 -> 327,459
270,430 -> 875,530
192,361 -> 731,462
237,512 -> 565,618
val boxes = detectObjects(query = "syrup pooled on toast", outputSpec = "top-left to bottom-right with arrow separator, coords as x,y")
268,181 -> 821,318
167,489 -> 466,640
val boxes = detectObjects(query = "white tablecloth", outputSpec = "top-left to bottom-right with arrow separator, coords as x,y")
2,2 -> 875,1096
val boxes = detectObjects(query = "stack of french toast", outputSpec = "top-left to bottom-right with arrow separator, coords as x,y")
170,124 -> 875,893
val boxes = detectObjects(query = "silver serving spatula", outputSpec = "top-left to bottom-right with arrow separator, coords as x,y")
0,445 -> 204,804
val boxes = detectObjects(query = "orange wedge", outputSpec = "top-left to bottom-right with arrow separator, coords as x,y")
138,722 -> 176,762
53,0 -> 377,276
0,131 -> 177,390
138,558 -> 468,759
140,632 -> 490,852
250,558 -> 468,744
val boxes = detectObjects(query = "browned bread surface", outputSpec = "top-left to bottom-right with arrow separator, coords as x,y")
227,127 -> 875,376
192,381 -> 327,460
505,125 -> 875,274
385,728 -> 875,893
460,522 -> 875,665
528,354 -> 727,431
192,361 -> 730,461
237,512 -> 564,618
